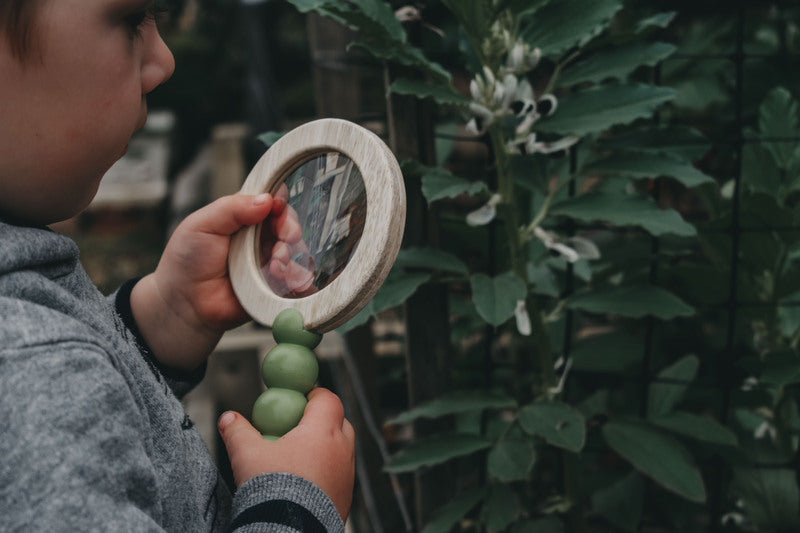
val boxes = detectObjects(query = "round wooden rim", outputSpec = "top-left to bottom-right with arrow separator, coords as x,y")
228,118 -> 406,332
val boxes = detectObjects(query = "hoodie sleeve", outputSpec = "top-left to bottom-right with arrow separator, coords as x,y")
0,341 -> 168,531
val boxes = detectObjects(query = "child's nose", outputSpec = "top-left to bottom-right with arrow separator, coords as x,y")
141,28 -> 175,95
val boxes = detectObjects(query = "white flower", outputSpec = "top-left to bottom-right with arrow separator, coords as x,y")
501,37 -> 541,75
507,133 -> 580,155
499,73 -> 519,110
394,6 -> 420,22
549,357 -> 573,395
740,376 -> 759,391
720,513 -> 746,527
754,420 -> 776,440
533,226 -> 600,263
466,193 -> 502,226
515,299 -> 531,336
466,102 -> 495,134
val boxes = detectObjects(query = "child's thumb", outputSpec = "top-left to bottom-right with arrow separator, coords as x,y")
217,411 -> 266,487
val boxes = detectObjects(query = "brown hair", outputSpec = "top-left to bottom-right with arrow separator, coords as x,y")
0,0 -> 42,60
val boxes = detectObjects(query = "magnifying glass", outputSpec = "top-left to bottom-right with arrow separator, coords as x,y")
228,118 -> 406,439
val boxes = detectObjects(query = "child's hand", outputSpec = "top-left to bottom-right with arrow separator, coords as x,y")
130,193 -> 297,370
218,388 -> 356,522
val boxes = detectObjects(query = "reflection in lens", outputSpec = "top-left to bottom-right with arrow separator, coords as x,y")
258,152 -> 367,298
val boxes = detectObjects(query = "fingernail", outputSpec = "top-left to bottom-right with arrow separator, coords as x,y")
219,411 -> 236,429
253,193 -> 270,206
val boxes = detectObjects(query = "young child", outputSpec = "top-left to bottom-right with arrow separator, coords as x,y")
0,1 -> 355,531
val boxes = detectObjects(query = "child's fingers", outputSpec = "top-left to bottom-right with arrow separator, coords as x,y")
218,411 -> 270,487
187,193 -> 274,237
299,388 -> 347,433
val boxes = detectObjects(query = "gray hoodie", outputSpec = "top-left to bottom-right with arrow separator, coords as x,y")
0,220 -> 343,532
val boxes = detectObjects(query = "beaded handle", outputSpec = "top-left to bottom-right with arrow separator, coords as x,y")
251,308 -> 322,440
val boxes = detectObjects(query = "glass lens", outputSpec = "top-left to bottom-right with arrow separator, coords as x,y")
258,152 -> 367,298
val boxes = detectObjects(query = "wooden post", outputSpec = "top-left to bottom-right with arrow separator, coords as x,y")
306,13 -> 362,121
384,64 -> 455,529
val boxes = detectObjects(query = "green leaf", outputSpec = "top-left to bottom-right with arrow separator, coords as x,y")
578,389 -> 610,418
348,0 -> 406,42
440,0 -> 495,45
386,391 -> 517,424
419,167 -> 488,204
743,141 -> 782,196
570,332 -> 643,373
394,247 -> 469,275
528,262 -> 559,297
285,0 -> 343,13
470,272 -> 527,326
550,193 -> 696,237
759,87 -> 800,168
336,272 -> 430,333
284,0 -> 355,27
536,84 -> 675,136
671,75 -> 728,111
372,272 -> 431,311
651,412 -> 738,446
635,11 -> 677,33
487,438 -> 536,482
518,401 -> 586,453
591,471 -> 645,532
349,39 -> 450,82
481,484 -> 521,533
256,131 -> 285,148
496,0 -> 550,17
599,126 -> 712,163
603,421 -> 706,503
559,42 -> 676,87
760,348 -> 800,387
732,467 -> 800,530
582,153 -> 714,188
522,0 -> 623,57
566,285 -> 694,319
648,355 -> 700,417
385,433 -> 492,473
390,79 -> 469,106
422,488 -> 486,533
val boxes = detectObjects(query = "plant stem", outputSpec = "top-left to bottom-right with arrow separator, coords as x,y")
488,126 -> 557,393
542,50 -> 581,96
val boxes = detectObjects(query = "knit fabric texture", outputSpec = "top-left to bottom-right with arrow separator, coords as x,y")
0,221 -> 343,532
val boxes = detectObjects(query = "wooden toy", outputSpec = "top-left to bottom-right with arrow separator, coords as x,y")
228,118 -> 406,438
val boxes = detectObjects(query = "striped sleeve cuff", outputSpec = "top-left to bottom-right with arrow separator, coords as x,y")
231,473 -> 344,533
113,277 -> 206,398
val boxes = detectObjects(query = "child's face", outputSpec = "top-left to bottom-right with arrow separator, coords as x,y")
0,0 -> 175,225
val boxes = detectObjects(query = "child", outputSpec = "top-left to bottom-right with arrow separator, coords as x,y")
0,1 -> 355,531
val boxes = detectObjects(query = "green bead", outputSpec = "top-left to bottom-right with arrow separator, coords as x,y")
262,435 -> 279,442
272,308 -> 322,349
251,388 -> 307,436
261,343 -> 318,394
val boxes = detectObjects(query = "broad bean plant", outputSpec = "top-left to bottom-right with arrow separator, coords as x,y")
283,0 -> 800,531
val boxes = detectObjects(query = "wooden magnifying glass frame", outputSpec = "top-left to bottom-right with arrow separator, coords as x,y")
228,118 -> 406,332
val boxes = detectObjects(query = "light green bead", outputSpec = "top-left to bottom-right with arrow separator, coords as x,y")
272,308 -> 322,349
252,388 -> 307,437
261,343 -> 318,394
